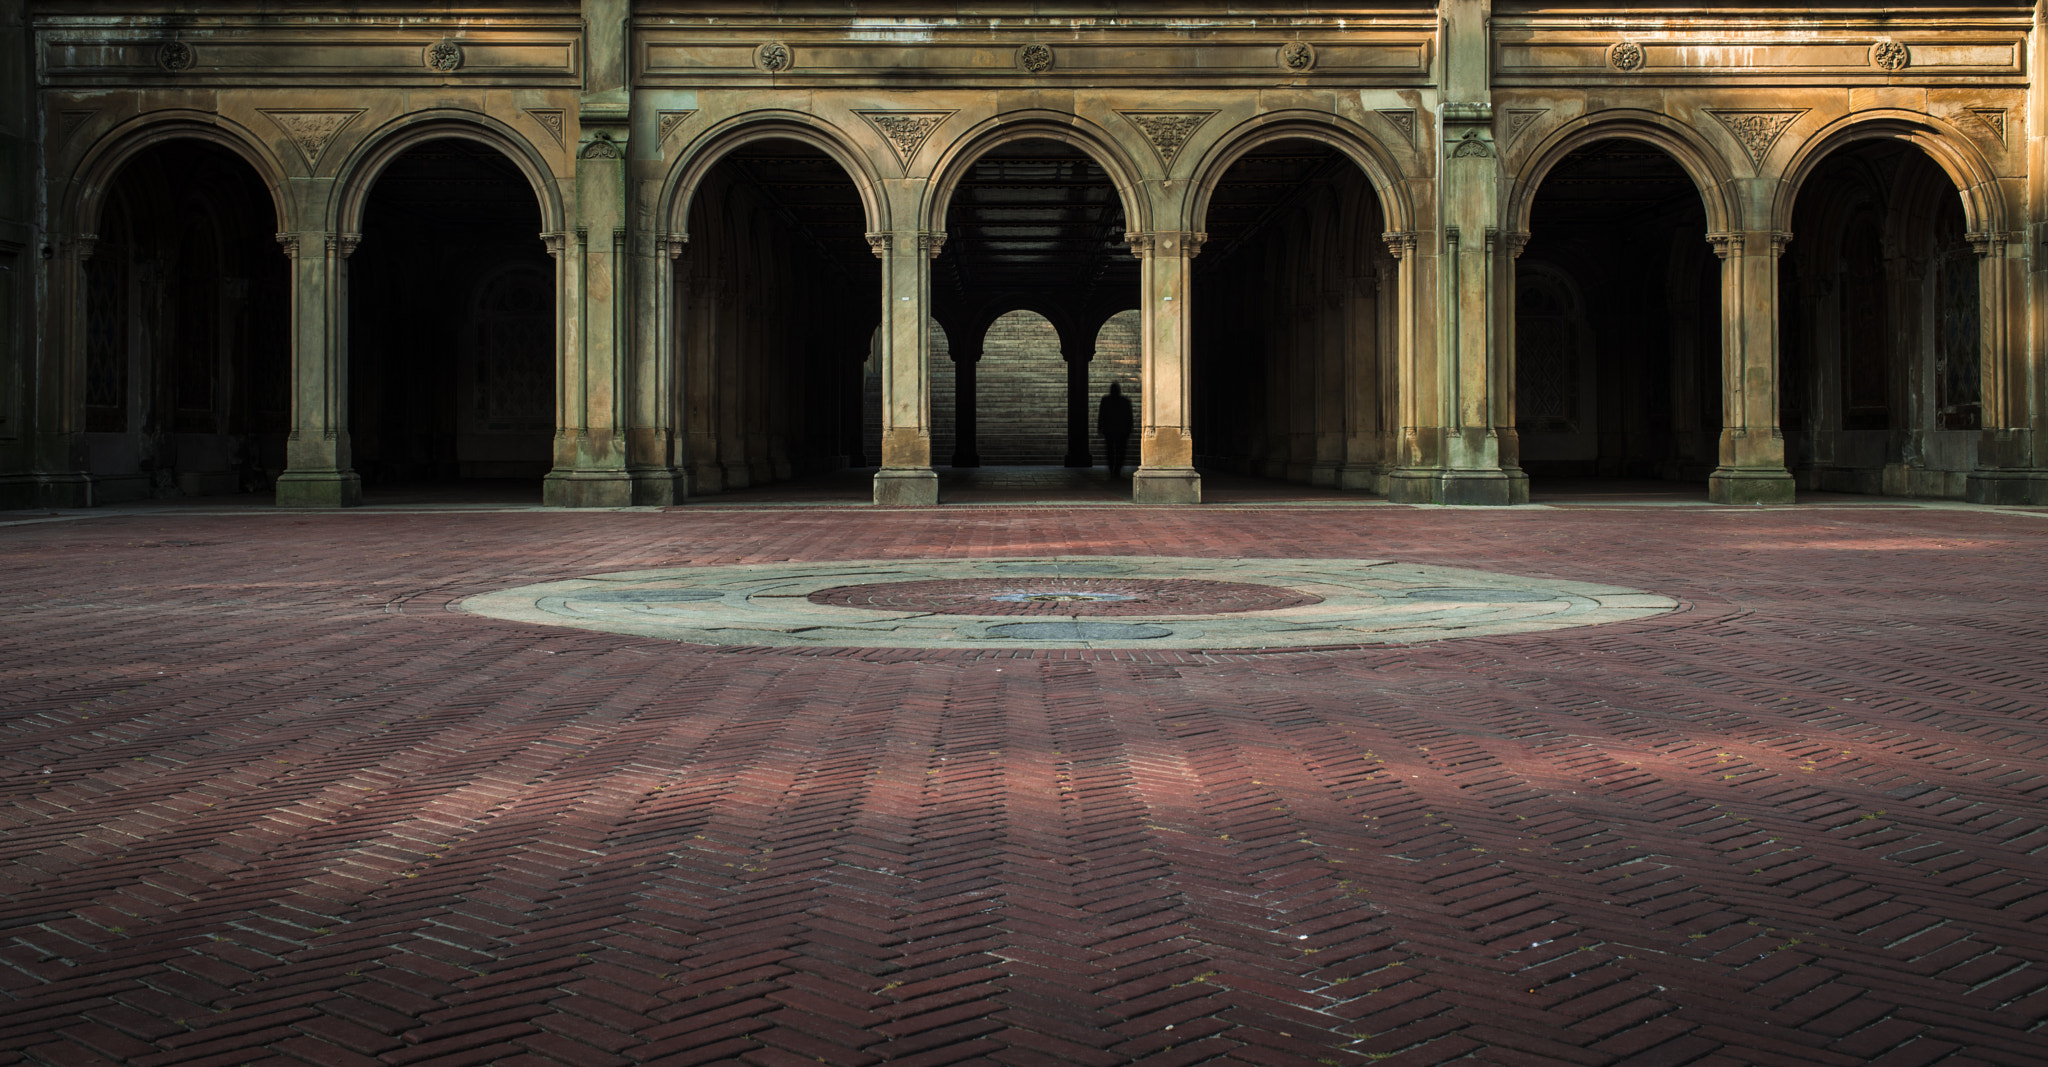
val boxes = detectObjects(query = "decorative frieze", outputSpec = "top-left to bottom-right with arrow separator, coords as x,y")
262,110 -> 365,169
857,111 -> 953,167
1707,110 -> 1806,165
1120,112 -> 1215,165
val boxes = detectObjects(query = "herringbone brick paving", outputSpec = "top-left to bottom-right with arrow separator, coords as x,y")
1,502 -> 2045,1065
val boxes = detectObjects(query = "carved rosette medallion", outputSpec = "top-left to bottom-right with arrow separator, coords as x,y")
857,111 -> 953,168
1872,40 -> 1909,71
657,110 -> 698,144
1280,42 -> 1316,73
1708,110 -> 1806,166
426,38 -> 463,72
262,111 -> 366,169
157,41 -> 194,73
1609,41 -> 1645,72
1121,112 -> 1215,165
756,41 -> 793,73
1451,129 -> 1494,158
1018,44 -> 1054,74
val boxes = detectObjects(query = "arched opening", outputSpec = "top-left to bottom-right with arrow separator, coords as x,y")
1517,139 -> 1720,489
348,138 -> 553,496
676,138 -> 878,493
83,140 -> 287,501
1193,138 -> 1387,489
932,138 -> 1137,478
1782,140 -> 1980,498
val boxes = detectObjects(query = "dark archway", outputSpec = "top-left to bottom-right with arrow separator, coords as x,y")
1517,139 -> 1720,486
932,139 -> 1136,470
1782,142 -> 1979,498
349,138 -> 552,495
1193,138 -> 1388,490
84,140 -> 287,501
677,138 -> 878,493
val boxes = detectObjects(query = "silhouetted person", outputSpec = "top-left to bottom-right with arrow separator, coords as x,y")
1098,382 -> 1134,477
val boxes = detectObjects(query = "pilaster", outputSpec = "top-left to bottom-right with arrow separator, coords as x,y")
1707,229 -> 1798,504
871,230 -> 941,505
273,231 -> 362,508
1130,229 -> 1202,504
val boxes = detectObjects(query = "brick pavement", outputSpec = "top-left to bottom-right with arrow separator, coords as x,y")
2,499 -> 2046,1065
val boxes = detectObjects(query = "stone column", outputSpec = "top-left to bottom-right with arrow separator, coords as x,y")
1130,229 -> 1201,503
16,233 -> 96,507
683,263 -> 724,494
1382,229 -> 1438,500
273,231 -> 362,507
1062,334 -> 1092,467
1966,229 -> 2043,502
543,109 -> 635,507
1336,264 -> 1384,491
1496,231 -> 1531,500
870,230 -> 940,504
950,332 -> 981,468
1707,230 -> 1797,504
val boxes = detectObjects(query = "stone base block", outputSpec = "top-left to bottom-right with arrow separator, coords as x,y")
1386,468 -> 1526,505
1132,467 -> 1201,504
631,469 -> 687,507
873,468 -> 940,506
1708,468 -> 1796,505
275,470 -> 362,508
1967,469 -> 2048,506
0,473 -> 94,509
1336,466 -> 1385,494
543,470 -> 635,508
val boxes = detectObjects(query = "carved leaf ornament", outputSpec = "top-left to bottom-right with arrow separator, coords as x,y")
263,111 -> 366,168
757,41 -> 792,73
1609,41 -> 1645,72
1124,113 -> 1215,165
1872,40 -> 1910,71
1019,44 -> 1053,74
1710,110 -> 1805,165
157,41 -> 194,72
859,111 -> 951,166
1280,42 -> 1315,72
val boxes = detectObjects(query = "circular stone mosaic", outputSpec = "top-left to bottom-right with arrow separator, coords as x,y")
460,557 -> 1679,651
809,577 -> 1322,617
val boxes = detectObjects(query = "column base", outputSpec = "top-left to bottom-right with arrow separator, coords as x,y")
1708,467 -> 1796,505
543,470 -> 635,508
873,468 -> 940,506
1385,468 -> 1526,505
630,468 -> 687,507
1132,467 -> 1201,504
1336,466 -> 1385,494
1966,469 -> 2048,505
0,472 -> 94,509
275,470 -> 361,508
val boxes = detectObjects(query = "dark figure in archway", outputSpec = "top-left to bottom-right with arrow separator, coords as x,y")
1099,382 -> 1134,477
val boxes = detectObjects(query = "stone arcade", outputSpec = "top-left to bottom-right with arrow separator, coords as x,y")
1,1 -> 2044,509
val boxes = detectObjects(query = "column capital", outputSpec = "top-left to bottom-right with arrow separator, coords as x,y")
326,233 -> 362,259
1381,230 -> 1420,258
1967,230 -> 2016,256
1124,230 -> 1206,259
1706,230 -> 1793,259
67,233 -> 100,261
1501,230 -> 1532,259
541,231 -> 568,258
657,233 -> 689,259
920,231 -> 947,259
865,231 -> 890,258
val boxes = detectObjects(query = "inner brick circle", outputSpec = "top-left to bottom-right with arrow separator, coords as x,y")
808,577 -> 1322,617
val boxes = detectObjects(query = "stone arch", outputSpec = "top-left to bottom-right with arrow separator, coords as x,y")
67,111 -> 291,238
922,111 -> 1151,236
1773,111 -> 2007,237
665,111 -> 889,238
1508,111 -> 1739,235
329,110 -> 565,236
1186,111 -> 1416,236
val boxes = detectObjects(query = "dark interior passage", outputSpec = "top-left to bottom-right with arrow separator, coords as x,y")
1194,139 -> 1388,490
932,139 -> 1137,468
83,141 -> 288,501
1517,139 -> 1720,484
1782,141 -> 1981,497
349,139 -> 553,491
677,139 -> 877,494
